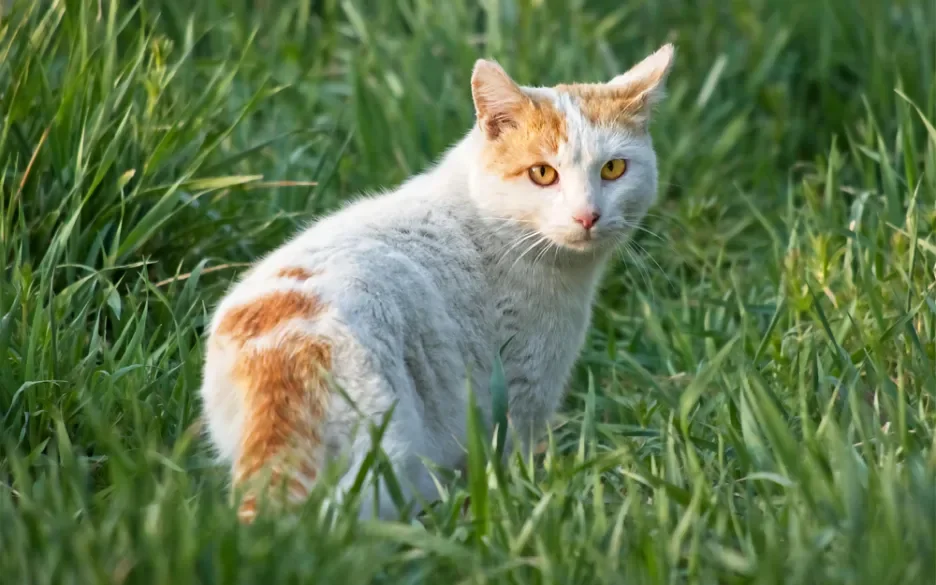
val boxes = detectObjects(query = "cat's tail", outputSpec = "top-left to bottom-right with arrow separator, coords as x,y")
204,284 -> 333,523
232,334 -> 331,522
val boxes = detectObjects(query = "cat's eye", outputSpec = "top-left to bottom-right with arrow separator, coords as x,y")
600,159 -> 627,181
528,164 -> 558,186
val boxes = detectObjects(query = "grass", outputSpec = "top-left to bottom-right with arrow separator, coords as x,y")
1,0 -> 935,583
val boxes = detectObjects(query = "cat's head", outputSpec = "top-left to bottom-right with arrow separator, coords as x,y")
468,44 -> 673,255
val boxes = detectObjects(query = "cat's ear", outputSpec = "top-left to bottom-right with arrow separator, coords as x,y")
607,43 -> 675,109
471,59 -> 530,140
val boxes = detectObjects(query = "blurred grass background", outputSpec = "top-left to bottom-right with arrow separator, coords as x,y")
1,0 -> 935,583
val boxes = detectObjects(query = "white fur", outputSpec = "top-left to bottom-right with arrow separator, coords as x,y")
199,46 -> 673,520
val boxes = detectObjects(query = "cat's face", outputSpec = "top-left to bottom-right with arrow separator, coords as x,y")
469,44 -> 673,255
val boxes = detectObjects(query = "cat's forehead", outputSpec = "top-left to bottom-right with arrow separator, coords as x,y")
479,85 -> 644,178
528,85 -> 641,153
534,84 -> 647,131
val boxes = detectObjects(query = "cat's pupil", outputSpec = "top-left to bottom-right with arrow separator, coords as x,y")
539,167 -> 545,176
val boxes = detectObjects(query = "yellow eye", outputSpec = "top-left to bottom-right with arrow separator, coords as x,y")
600,159 -> 627,180
528,164 -> 558,186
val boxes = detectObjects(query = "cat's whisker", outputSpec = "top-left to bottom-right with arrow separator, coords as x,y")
621,221 -> 663,241
494,230 -> 544,267
532,238 -> 556,268
627,238 -> 673,287
632,244 -> 657,294
494,228 -> 539,252
617,240 -> 654,296
509,234 -> 550,273
611,234 -> 643,274
479,217 -> 535,243
612,232 -> 672,297
625,211 -> 669,223
624,242 -> 653,291
488,222 -> 527,239
481,216 -> 536,225
625,212 -> 691,238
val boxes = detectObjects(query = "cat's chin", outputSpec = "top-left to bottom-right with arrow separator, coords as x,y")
559,240 -> 596,252
553,234 -> 614,255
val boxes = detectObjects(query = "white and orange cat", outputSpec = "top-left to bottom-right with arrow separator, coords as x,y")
199,44 -> 674,521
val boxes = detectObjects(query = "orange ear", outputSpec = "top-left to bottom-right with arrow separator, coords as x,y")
608,43 -> 675,108
471,59 -> 530,140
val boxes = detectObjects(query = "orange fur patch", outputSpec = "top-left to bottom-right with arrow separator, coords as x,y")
481,96 -> 568,179
214,290 -> 331,522
232,334 -> 331,480
217,290 -> 322,344
276,266 -> 317,280
556,68 -> 665,128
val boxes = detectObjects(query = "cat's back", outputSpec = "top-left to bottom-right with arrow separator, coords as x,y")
208,171 -> 491,359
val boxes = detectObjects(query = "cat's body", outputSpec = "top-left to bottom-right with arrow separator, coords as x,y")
199,44 -> 674,521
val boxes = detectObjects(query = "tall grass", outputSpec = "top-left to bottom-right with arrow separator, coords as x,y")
1,1 -> 934,583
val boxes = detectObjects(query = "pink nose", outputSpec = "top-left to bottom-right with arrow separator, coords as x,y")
573,211 -> 601,230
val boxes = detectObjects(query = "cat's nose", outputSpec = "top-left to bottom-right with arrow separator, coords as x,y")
572,210 -> 601,230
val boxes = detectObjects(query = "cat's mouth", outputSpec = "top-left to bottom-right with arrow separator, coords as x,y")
556,220 -> 640,253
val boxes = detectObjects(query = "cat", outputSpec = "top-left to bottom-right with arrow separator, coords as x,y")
199,43 -> 674,522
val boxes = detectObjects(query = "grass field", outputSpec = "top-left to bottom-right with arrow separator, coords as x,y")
2,0 -> 935,583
